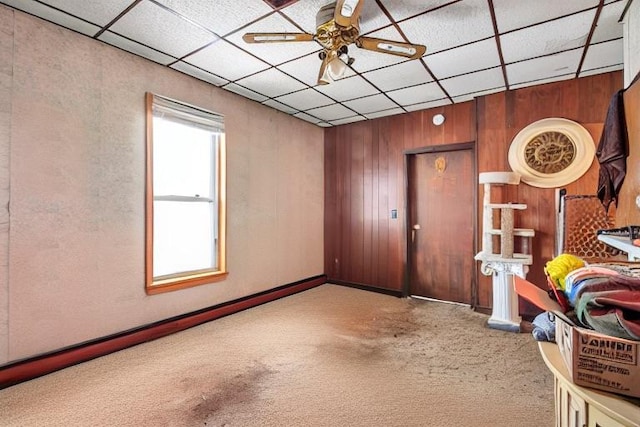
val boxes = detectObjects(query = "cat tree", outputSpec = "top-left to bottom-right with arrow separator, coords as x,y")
474,172 -> 534,332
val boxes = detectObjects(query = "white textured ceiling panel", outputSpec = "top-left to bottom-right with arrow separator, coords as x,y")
109,1 -> 218,59
153,0 -> 273,36
506,49 -> 583,87
4,0 -> 100,36
500,10 -> 596,64
379,0 -> 458,23
315,75 -> 379,102
581,39 -> 624,72
365,107 -> 405,119
223,83 -> 269,102
235,67 -> 307,98
580,64 -> 624,78
363,60 -> 432,92
387,82 -> 447,106
99,31 -> 177,65
294,112 -> 324,124
399,0 -> 494,54
440,68 -> 505,98
274,89 -> 334,111
185,40 -> 269,81
426,38 -> 501,79
227,13 -> 320,66
493,0 -> 599,33
38,0 -> 132,26
1,0 -> 626,127
404,98 -> 451,112
591,1 -> 626,43
330,115 -> 367,126
305,103 -> 358,121
343,94 -> 399,115
170,62 -> 229,86
261,99 -> 299,115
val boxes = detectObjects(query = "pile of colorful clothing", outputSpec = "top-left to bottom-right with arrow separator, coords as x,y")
532,254 -> 640,342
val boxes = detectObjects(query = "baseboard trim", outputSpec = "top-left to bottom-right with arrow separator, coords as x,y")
329,280 -> 403,297
0,274 -> 326,389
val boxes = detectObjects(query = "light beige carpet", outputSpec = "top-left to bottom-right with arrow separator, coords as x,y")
1,284 -> 554,426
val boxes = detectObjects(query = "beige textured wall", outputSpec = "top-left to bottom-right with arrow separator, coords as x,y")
0,6 -> 324,364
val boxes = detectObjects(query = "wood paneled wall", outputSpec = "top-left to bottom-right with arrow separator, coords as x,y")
325,71 -> 623,314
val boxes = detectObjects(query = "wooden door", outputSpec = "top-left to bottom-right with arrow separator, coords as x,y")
407,147 -> 474,304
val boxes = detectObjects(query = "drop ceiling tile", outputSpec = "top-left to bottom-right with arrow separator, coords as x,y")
581,39 -> 624,72
278,52 -> 356,87
378,0 -> 458,22
262,99 -> 299,115
591,1 -> 626,43
330,115 -> 367,126
440,68 -> 505,98
387,82 -> 447,106
506,49 -> 583,87
314,76 -> 379,102
365,107 -> 405,120
294,111 -> 323,124
226,12 -> 320,66
153,0 -> 273,36
170,62 -> 229,86
98,31 -> 177,65
305,103 -> 357,121
38,0 -> 133,26
274,88 -> 334,111
316,122 -> 333,127
3,0 -> 100,36
223,83 -> 269,102
399,0 -> 494,55
500,10 -> 595,63
108,1 -> 218,59
509,74 -> 575,90
362,60 -> 431,92
452,87 -> 505,103
426,38 -> 500,79
185,40 -> 270,81
579,63 -> 623,78
343,94 -> 398,114
492,0 -> 599,33
349,26 -> 420,73
404,98 -> 451,112
235,67 -> 307,98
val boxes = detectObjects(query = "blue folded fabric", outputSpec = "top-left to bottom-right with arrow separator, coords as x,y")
532,312 -> 556,342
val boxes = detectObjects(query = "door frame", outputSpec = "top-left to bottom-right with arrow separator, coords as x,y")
402,142 -> 478,307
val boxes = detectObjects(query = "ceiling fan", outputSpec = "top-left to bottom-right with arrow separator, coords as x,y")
242,0 -> 426,85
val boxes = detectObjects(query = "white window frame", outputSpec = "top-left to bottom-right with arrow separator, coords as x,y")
145,92 -> 227,294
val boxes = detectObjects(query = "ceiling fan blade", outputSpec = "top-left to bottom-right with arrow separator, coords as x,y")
242,32 -> 314,43
334,0 -> 363,28
356,36 -> 426,59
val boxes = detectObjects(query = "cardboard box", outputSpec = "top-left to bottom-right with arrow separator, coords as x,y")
514,276 -> 640,399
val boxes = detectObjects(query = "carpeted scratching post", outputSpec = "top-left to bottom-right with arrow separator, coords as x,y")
474,172 -> 534,332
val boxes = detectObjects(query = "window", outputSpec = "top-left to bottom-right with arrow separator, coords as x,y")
145,93 -> 227,294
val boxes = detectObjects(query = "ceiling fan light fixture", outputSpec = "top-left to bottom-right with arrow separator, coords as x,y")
327,57 -> 347,80
378,43 -> 417,56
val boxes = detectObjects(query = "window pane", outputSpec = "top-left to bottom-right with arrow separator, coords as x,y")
153,118 -> 214,198
153,200 -> 215,277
